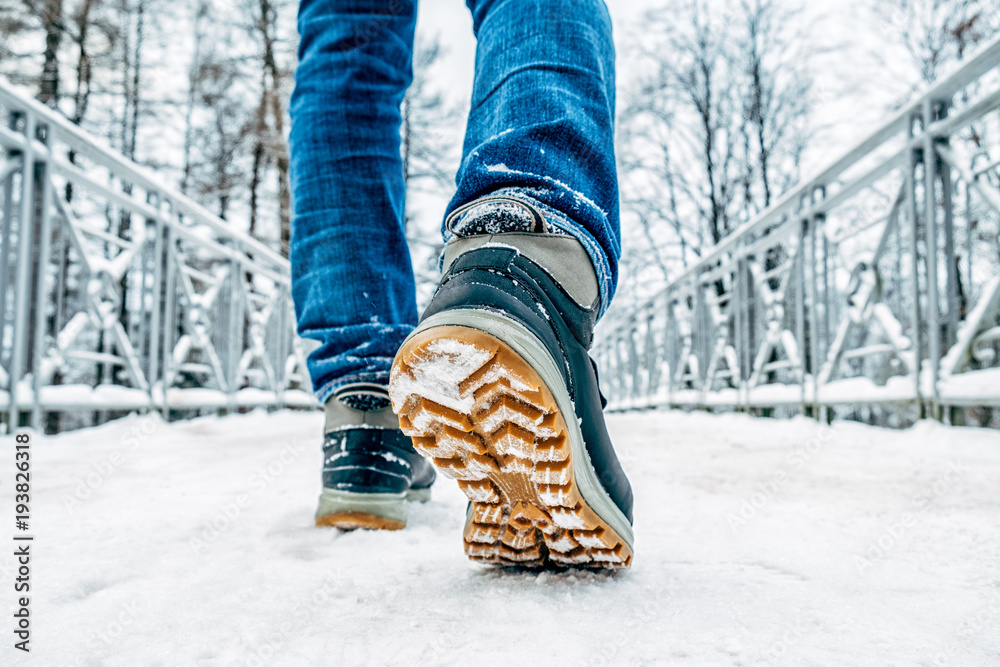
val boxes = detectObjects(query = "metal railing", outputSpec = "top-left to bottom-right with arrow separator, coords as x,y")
5,35 -> 1000,432
595,35 -> 1000,421
0,79 -> 313,432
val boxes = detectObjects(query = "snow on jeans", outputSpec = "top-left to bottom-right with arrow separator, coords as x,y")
288,0 -> 621,403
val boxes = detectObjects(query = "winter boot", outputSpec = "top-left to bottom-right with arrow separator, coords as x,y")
388,195 -> 634,567
315,383 -> 436,530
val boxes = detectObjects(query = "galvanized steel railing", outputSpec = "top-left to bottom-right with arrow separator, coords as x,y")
595,35 -> 1000,420
5,34 -> 1000,432
0,79 -> 313,432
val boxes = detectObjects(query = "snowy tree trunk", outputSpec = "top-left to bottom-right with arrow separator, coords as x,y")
38,0 -> 63,107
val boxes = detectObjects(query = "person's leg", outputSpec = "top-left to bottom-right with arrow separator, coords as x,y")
290,0 -> 435,530
449,0 -> 620,315
289,0 -> 419,403
390,0 -> 633,567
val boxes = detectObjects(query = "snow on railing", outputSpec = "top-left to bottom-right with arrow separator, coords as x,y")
594,34 -> 1000,422
0,78 -> 313,432
6,33 -> 1000,432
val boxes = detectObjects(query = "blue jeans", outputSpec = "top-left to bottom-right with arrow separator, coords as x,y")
289,0 -> 620,403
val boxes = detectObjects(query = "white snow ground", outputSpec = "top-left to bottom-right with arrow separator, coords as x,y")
4,409 -> 1000,666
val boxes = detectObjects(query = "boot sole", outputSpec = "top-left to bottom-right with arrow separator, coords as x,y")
314,488 -> 431,531
315,512 -> 406,531
390,323 -> 633,568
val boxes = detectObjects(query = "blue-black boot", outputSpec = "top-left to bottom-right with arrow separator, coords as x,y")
389,196 -> 634,566
315,383 -> 436,530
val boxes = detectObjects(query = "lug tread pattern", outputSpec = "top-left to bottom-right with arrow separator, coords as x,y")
390,325 -> 632,568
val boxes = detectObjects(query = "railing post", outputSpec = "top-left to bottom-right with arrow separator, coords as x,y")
694,279 -> 708,396
606,338 -> 616,409
807,186 -> 826,419
276,292 -> 290,407
227,257 -> 241,411
135,191 -> 159,394
906,113 -> 925,417
148,200 -> 166,408
923,98 -> 943,420
627,323 -> 639,406
161,224 -> 177,415
935,99 -> 959,412
8,111 -> 37,430
818,208 -> 832,424
643,309 -> 657,406
733,246 -> 746,411
939,143 -> 958,351
963,166 -> 974,311
665,296 -> 675,408
0,113 -> 18,430
614,331 -> 626,408
795,208 -> 808,416
30,120 -> 53,430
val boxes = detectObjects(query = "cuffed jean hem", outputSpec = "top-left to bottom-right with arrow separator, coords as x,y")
314,370 -> 394,406
442,186 -> 615,317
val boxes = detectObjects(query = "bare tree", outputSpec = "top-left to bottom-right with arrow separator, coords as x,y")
0,3 -> 34,70
402,37 -> 464,223
38,0 -> 63,105
739,0 -> 811,212
246,0 -> 291,257
117,0 -> 143,160
0,0 -> 68,104
622,0 -> 743,250
617,101 -> 698,281
617,0 -> 816,300
67,0 -> 102,126
181,0 -> 209,194
191,53 -> 254,220
0,0 -> 122,131
400,36 -> 467,304
878,0 -> 1000,85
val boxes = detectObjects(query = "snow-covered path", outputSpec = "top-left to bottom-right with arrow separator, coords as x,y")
5,409 -> 1000,666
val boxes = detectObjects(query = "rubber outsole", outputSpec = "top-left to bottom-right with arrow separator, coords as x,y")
314,488 -> 431,531
389,325 -> 633,568
315,512 -> 406,531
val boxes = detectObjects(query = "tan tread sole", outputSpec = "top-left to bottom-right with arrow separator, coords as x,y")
315,512 -> 406,531
389,325 -> 632,568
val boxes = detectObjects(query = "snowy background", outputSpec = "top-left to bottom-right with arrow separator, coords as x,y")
1,1 -> 1000,664
4,0 -> 996,312
3,408 -> 1000,665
